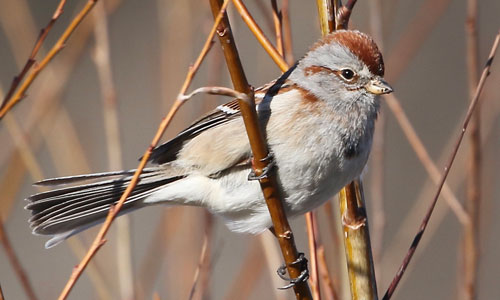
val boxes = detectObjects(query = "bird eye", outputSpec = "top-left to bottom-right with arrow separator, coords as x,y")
340,69 -> 355,80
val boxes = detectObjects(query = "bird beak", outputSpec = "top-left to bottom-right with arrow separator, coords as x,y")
365,78 -> 393,95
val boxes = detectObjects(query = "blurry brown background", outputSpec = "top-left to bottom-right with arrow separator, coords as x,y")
1,0 -> 499,299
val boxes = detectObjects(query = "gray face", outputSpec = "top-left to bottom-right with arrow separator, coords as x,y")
289,40 -> 380,110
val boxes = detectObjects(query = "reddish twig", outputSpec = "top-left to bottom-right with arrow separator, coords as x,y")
0,221 -> 38,300
0,0 -> 67,111
57,1 -> 231,298
382,31 -> 500,300
0,0 -> 98,120
188,212 -> 214,300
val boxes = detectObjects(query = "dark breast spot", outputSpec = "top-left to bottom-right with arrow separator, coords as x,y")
343,140 -> 360,159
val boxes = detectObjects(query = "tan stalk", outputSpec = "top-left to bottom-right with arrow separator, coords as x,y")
317,246 -> 339,300
317,1 -> 378,299
209,0 -> 312,299
57,1 -> 231,298
462,0 -> 481,298
0,0 -> 99,119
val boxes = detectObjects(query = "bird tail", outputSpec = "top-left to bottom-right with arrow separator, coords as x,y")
25,167 -> 182,248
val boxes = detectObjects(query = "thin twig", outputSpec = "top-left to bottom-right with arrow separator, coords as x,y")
0,0 -> 98,119
0,221 -> 38,300
0,0 -> 67,111
382,31 -> 500,300
57,2 -> 231,298
463,0 -> 481,298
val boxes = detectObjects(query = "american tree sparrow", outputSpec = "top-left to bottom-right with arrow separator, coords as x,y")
27,30 -> 392,248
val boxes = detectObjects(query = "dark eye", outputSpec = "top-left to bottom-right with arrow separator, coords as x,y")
340,69 -> 355,80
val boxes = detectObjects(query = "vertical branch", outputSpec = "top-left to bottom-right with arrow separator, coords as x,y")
91,3 -> 134,299
368,0 -> 386,268
316,1 -> 378,299
270,0 -> 284,56
463,0 -> 480,298
208,1 -> 312,299
281,0 -> 294,65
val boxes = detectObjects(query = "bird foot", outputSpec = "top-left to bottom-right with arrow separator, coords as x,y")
248,151 -> 276,181
276,252 -> 309,290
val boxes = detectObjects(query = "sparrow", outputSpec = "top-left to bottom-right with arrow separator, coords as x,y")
26,30 -> 393,248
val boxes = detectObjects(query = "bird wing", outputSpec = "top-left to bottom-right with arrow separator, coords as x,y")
148,64 -> 297,166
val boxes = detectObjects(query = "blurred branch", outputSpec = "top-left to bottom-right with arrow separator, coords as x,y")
0,0 -> 67,111
91,3 -> 134,299
0,222 -> 38,300
0,0 -> 98,120
463,0 -> 481,298
382,31 -> 500,300
231,0 -> 288,72
281,0 -> 294,65
57,2 -> 231,298
188,212 -> 214,300
305,212 -> 320,299
224,238 -> 265,300
368,0 -> 386,268
209,0 -> 311,298
384,94 -> 469,224
317,246 -> 339,300
270,0 -> 284,55
385,0 -> 453,82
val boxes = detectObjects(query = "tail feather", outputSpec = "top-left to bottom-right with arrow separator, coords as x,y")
26,167 -> 183,242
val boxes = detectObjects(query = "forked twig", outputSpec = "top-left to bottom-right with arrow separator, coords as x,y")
0,0 -> 98,120
57,1 -> 231,298
382,31 -> 500,300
